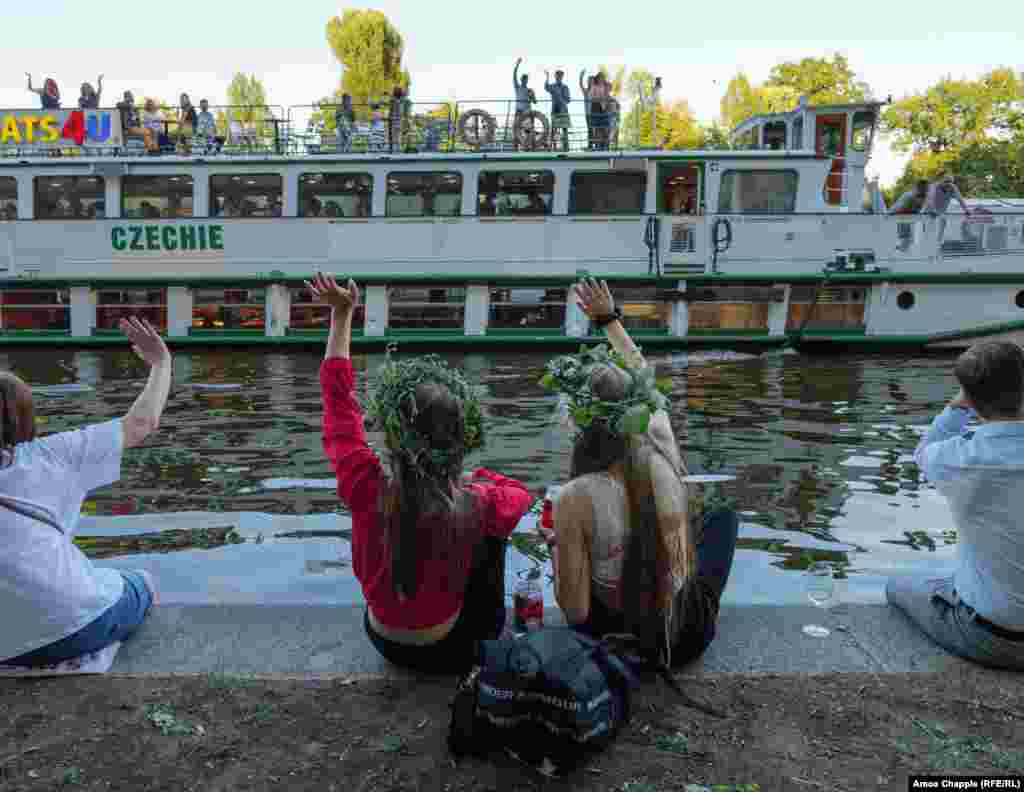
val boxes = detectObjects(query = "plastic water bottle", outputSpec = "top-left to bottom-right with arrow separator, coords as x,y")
513,568 -> 544,632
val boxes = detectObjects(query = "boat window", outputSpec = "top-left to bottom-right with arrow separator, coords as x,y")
764,121 -> 787,150
851,111 -> 876,153
607,286 -> 670,331
123,176 -> 194,219
718,170 -> 798,214
489,288 -> 566,330
792,117 -> 804,150
0,289 -> 70,331
569,171 -> 646,215
0,178 -> 16,220
478,171 -> 553,217
388,286 -> 466,330
210,174 -> 282,218
289,286 -> 366,330
34,176 -> 105,220
299,173 -> 372,218
192,288 -> 266,331
96,289 -> 166,332
660,165 -> 701,215
386,172 -> 462,217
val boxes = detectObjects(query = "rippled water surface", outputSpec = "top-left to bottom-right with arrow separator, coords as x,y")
6,346 -> 966,597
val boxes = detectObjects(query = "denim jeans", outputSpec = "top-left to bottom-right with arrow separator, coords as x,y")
886,573 -> 1024,671
4,570 -> 154,667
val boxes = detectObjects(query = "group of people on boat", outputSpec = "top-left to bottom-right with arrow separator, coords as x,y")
1,277 -> 1022,673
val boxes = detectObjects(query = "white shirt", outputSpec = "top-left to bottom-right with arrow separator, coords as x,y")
0,420 -> 125,661
914,406 -> 1024,629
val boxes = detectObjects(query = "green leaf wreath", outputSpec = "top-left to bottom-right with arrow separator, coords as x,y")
538,344 -> 673,436
366,346 -> 485,477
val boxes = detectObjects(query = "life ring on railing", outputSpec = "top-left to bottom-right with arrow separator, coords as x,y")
514,110 -> 550,150
458,109 -> 497,147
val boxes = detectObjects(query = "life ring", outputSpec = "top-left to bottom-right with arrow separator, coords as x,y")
458,109 -> 497,147
514,110 -> 550,150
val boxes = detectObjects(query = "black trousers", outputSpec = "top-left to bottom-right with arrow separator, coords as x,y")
364,537 -> 508,674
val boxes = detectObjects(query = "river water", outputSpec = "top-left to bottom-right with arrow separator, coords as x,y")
7,346 -> 964,605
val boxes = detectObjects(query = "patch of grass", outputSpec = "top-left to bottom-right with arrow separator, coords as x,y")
378,735 -> 406,753
896,719 -> 1024,772
207,672 -> 257,690
654,732 -> 690,755
253,703 -> 276,723
61,768 -> 82,786
144,703 -> 200,737
621,781 -> 659,792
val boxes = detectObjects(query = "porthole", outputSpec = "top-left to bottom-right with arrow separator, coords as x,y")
1015,290 -> 1024,309
896,291 -> 915,311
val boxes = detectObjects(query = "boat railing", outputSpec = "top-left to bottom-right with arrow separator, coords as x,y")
2,99 -> 646,159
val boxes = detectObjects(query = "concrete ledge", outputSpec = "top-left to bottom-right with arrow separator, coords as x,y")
110,602 -> 961,676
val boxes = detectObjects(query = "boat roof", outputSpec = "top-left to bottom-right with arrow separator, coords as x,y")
730,100 -> 888,138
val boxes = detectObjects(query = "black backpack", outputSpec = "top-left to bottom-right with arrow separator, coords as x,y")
447,629 -> 640,775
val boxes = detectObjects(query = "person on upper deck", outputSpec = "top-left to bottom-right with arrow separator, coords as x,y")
926,173 -> 973,217
887,180 -> 929,215
311,274 -> 532,674
579,70 -> 594,149
142,99 -> 165,154
513,58 -> 537,150
335,94 -> 355,153
177,94 -> 197,142
77,77 -> 103,110
588,73 -> 611,151
0,319 -> 170,669
544,70 -> 572,152
26,74 -> 60,109
388,86 -> 409,153
538,278 -> 739,668
887,340 -> 1024,670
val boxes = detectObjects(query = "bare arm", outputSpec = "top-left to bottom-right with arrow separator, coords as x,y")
120,318 -> 172,449
573,277 -> 646,369
306,273 -> 360,360
26,73 -> 41,96
514,58 -> 521,93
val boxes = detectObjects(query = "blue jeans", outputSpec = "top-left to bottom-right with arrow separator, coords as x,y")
4,571 -> 154,667
886,573 -> 1024,671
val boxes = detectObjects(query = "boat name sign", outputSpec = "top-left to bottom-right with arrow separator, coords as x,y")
111,224 -> 225,255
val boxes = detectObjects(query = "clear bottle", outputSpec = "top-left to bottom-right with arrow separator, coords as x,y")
513,567 -> 544,632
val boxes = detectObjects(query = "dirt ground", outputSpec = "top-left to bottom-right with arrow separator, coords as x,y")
1,666 -> 1022,792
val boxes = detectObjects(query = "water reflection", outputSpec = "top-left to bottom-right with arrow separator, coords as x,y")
11,346 -> 965,580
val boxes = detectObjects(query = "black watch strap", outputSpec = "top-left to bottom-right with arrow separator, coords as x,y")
593,307 -> 622,328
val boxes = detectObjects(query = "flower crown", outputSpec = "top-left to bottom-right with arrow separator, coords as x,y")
538,344 -> 672,436
366,346 -> 485,476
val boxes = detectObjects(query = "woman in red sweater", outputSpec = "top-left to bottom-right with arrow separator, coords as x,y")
309,273 -> 533,673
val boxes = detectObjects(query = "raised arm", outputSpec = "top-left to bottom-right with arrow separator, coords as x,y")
514,58 -> 521,93
573,277 -> 645,369
120,318 -> 172,449
96,74 -> 104,101
306,272 -> 360,360
579,69 -> 587,94
26,73 -> 41,96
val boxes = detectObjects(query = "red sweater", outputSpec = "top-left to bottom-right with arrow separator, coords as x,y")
321,358 -> 532,629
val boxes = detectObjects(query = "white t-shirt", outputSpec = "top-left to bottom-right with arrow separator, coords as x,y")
0,420 -> 125,661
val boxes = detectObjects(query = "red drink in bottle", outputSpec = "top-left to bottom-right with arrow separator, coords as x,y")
513,568 -> 544,632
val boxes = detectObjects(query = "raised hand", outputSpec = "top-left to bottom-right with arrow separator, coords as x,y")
572,276 -> 615,319
305,272 -> 360,315
120,317 -> 170,368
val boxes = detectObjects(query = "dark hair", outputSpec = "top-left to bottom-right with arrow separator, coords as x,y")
569,365 -> 664,652
0,373 -> 36,467
383,381 -> 471,599
954,341 -> 1024,420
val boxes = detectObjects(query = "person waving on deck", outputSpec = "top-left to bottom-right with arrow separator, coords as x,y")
0,318 -> 170,669
537,278 -> 739,668
310,274 -> 532,674
887,340 -> 1024,670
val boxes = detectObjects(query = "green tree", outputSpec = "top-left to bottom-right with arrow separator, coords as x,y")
326,9 -> 410,114
765,54 -> 871,105
218,73 -> 272,137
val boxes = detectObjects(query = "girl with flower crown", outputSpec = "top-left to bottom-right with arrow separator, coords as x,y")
539,277 -> 739,668
309,274 -> 532,673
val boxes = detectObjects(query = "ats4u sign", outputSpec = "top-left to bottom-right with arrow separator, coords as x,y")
0,109 -> 123,146
112,224 -> 225,254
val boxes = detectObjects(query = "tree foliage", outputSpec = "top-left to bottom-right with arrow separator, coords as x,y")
218,73 -> 272,136
326,9 -> 410,111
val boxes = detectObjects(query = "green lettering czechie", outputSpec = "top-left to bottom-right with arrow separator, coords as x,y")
179,225 -> 197,250
145,226 -> 160,251
161,226 -> 178,251
111,224 -> 224,253
111,227 -> 127,251
209,225 -> 224,250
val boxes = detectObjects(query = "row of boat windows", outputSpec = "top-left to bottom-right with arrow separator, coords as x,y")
0,169 -> 799,220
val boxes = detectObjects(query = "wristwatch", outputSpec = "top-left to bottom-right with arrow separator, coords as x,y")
592,307 -> 623,328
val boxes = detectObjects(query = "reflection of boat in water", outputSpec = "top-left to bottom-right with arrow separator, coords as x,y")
0,98 -> 1022,350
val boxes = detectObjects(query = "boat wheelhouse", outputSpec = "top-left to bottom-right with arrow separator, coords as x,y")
1,98 -> 1022,349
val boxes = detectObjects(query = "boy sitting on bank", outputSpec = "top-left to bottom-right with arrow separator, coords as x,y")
887,340 -> 1024,670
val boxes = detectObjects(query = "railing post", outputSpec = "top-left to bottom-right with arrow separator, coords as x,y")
166,286 -> 193,337
670,281 -> 689,337
464,284 -> 489,336
365,285 -> 389,337
70,286 -> 96,338
265,283 -> 291,338
768,284 -> 790,337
